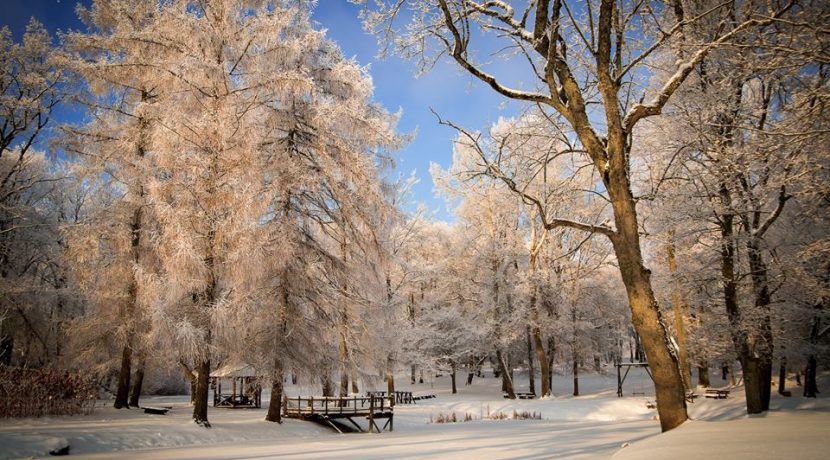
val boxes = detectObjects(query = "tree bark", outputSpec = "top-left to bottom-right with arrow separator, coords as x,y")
497,348 -> 515,398
778,359 -> 787,395
804,355 -> 818,397
265,357 -> 284,423
322,373 -> 333,397
128,354 -> 145,408
667,237 -> 691,391
547,336 -> 555,395
698,363 -> 710,388
386,354 -> 395,407
193,359 -> 210,427
526,326 -> 535,395
572,356 -> 579,396
450,361 -> 457,394
607,184 -> 687,431
113,344 -> 132,409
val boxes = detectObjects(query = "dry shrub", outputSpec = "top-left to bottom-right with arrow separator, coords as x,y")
0,365 -> 97,418
431,411 -> 475,423
487,410 -> 542,420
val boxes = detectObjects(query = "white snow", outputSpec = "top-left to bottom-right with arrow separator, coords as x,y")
1,369 -> 827,459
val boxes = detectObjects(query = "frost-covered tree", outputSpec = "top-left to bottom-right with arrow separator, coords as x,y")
359,0 -> 804,431
0,21 -> 68,369
64,0 -> 165,409
637,0 -> 830,414
432,141 -> 526,398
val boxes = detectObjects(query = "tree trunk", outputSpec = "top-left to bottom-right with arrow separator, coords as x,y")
741,356 -> 765,414
265,357 -> 284,423
339,366 -> 349,397
607,184 -> 687,431
450,361 -> 457,394
322,373 -> 333,397
497,348 -> 515,398
532,330 -> 551,397
746,239 -> 774,411
804,355 -> 818,397
386,355 -> 395,407
667,237 -> 691,392
778,359 -> 787,395
128,354 -> 145,408
113,344 -> 132,409
411,364 -> 417,385
572,356 -> 579,396
527,251 -> 547,396
339,329 -> 350,397
547,336 -> 555,395
719,187 -> 763,414
179,361 -> 196,404
193,359 -> 210,427
351,369 -> 359,394
526,326 -> 535,395
698,363 -> 710,388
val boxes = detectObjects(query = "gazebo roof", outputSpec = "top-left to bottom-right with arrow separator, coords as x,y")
210,362 -> 257,378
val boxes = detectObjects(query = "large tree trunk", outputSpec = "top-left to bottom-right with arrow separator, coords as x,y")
116,105 -> 148,410
746,239 -> 774,411
720,204 -> 764,414
607,183 -> 687,432
193,359 -> 210,427
113,344 -> 132,409
572,355 -> 579,396
265,357 -> 284,423
128,354 -> 145,408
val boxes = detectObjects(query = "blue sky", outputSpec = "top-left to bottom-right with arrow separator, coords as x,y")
3,0 -> 528,221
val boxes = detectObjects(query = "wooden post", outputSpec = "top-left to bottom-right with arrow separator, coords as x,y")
368,396 -> 374,433
310,396 -> 314,416
617,363 -> 623,397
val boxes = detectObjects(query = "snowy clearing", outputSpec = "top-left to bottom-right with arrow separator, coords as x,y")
2,371 -> 828,459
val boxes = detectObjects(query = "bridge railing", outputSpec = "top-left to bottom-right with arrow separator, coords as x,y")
282,395 -> 392,417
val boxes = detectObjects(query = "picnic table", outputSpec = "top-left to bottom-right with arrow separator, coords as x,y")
704,388 -> 730,399
504,392 -> 536,399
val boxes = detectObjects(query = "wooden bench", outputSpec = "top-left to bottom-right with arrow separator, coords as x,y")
142,406 -> 171,415
704,388 -> 730,399
504,392 -> 536,399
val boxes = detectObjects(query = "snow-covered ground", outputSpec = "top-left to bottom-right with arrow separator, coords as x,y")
1,368 -> 827,459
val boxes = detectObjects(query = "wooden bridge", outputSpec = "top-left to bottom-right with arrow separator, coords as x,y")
282,395 -> 393,433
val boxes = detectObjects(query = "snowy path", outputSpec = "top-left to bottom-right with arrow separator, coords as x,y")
73,419 -> 657,460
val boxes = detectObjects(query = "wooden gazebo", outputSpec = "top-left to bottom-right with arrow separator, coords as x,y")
210,363 -> 261,408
